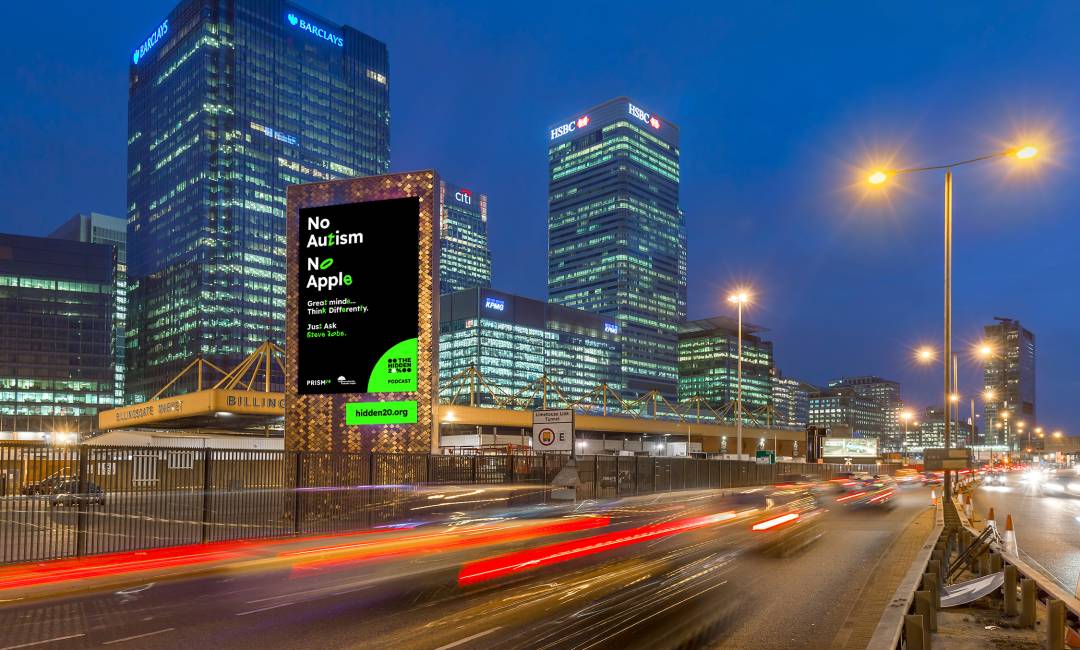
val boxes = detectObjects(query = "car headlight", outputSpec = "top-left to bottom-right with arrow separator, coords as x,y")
1045,482 -> 1065,492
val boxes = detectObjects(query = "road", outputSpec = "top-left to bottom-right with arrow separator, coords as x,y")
0,485 -> 931,650
975,469 -> 1080,593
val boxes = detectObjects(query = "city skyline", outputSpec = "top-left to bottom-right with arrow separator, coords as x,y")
0,1 -> 1076,428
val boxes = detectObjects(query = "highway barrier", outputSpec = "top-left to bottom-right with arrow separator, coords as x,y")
0,443 -> 895,565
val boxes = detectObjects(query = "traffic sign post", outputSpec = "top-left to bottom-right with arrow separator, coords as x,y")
923,447 -> 971,471
532,409 -> 575,457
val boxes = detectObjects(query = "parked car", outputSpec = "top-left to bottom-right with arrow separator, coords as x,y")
47,480 -> 105,507
20,470 -> 75,496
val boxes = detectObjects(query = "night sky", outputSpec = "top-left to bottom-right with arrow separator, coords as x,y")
1,2 -> 1077,430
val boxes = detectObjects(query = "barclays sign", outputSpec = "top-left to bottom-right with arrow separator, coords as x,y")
287,12 -> 344,47
132,20 -> 169,65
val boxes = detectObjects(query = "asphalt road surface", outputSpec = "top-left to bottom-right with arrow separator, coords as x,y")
0,485 -> 931,650
975,469 -> 1080,592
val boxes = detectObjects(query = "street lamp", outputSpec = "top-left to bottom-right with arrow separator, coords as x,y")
900,409 -> 914,463
867,144 -> 1039,497
727,289 -> 752,459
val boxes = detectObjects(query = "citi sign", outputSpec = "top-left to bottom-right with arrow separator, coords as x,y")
454,188 -> 472,205
132,20 -> 169,64
628,103 -> 662,129
550,115 -> 590,141
287,13 -> 344,47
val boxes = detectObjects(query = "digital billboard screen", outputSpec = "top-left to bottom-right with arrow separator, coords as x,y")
296,197 -> 420,403
822,437 -> 878,459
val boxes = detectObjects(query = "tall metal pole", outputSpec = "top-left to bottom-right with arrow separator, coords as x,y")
943,169 -> 953,498
736,301 -> 744,459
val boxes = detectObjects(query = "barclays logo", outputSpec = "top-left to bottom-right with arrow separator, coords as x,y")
287,13 -> 344,47
132,20 -> 169,65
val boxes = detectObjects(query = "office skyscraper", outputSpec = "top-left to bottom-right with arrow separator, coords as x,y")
678,317 -> 774,422
439,181 -> 492,294
0,234 -> 116,441
49,213 -> 127,404
827,376 -> 903,451
126,0 -> 390,401
547,97 -> 686,401
982,317 -> 1036,446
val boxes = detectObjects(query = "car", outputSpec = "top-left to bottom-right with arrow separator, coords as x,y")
921,472 -> 943,487
47,480 -> 105,507
1039,470 -> 1080,497
986,471 -> 1007,486
20,470 -> 75,496
895,468 -> 920,486
834,474 -> 897,508
747,486 -> 825,556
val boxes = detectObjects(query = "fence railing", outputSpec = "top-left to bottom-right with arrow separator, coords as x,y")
0,444 -> 894,565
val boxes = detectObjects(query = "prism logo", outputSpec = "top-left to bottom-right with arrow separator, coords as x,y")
287,13 -> 299,25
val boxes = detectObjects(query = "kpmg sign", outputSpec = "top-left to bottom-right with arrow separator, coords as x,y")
132,20 -> 169,64
287,12 -> 344,46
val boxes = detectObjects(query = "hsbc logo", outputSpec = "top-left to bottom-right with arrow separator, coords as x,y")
454,189 -> 472,205
550,115 -> 590,141
628,103 -> 662,129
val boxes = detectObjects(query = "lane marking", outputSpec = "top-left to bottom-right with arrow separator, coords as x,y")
235,601 -> 296,616
434,627 -> 503,650
1,634 -> 86,650
102,628 -> 175,645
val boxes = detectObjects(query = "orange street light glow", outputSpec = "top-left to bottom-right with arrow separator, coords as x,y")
867,170 -> 888,185
1014,145 -> 1038,160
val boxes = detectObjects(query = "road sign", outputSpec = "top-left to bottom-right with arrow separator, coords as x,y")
924,447 -> 972,471
532,409 -> 574,452
941,572 -> 1004,607
755,450 -> 775,464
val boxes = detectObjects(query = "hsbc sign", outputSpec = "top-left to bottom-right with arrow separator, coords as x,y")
550,115 -> 590,141
628,103 -> 662,129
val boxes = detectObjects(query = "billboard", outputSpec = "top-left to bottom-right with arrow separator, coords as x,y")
297,198 -> 420,405
285,171 -> 438,453
822,437 -> 878,459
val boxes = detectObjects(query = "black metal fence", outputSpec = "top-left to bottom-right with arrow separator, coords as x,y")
0,444 -> 894,565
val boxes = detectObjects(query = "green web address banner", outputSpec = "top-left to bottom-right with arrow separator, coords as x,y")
345,401 -> 417,425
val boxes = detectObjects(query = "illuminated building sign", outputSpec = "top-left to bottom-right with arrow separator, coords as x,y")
286,12 -> 344,47
251,122 -> 298,146
297,198 -> 420,402
550,115 -> 590,141
484,297 -> 505,312
604,322 -> 619,334
132,20 -> 169,64
454,188 -> 472,205
628,103 -> 662,129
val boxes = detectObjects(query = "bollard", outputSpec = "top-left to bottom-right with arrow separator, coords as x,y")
905,614 -> 927,650
1048,599 -> 1065,650
1004,565 -> 1018,616
991,553 -> 1002,573
978,551 -> 990,576
930,551 -> 945,584
1020,578 -> 1036,627
915,590 -> 938,632
923,572 -> 940,609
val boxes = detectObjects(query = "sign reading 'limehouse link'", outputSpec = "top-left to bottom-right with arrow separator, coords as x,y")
297,198 -> 421,423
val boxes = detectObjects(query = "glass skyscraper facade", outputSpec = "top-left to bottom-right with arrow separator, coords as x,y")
809,387 -> 892,448
49,212 -> 127,405
439,181 -> 492,294
547,97 -> 686,402
677,318 -> 774,422
126,0 -> 390,401
0,234 -> 116,441
827,375 -> 903,451
439,288 -> 622,406
771,370 -> 811,429
981,317 -> 1035,447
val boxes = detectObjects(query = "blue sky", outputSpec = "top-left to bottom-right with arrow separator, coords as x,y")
1,1 -> 1076,430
